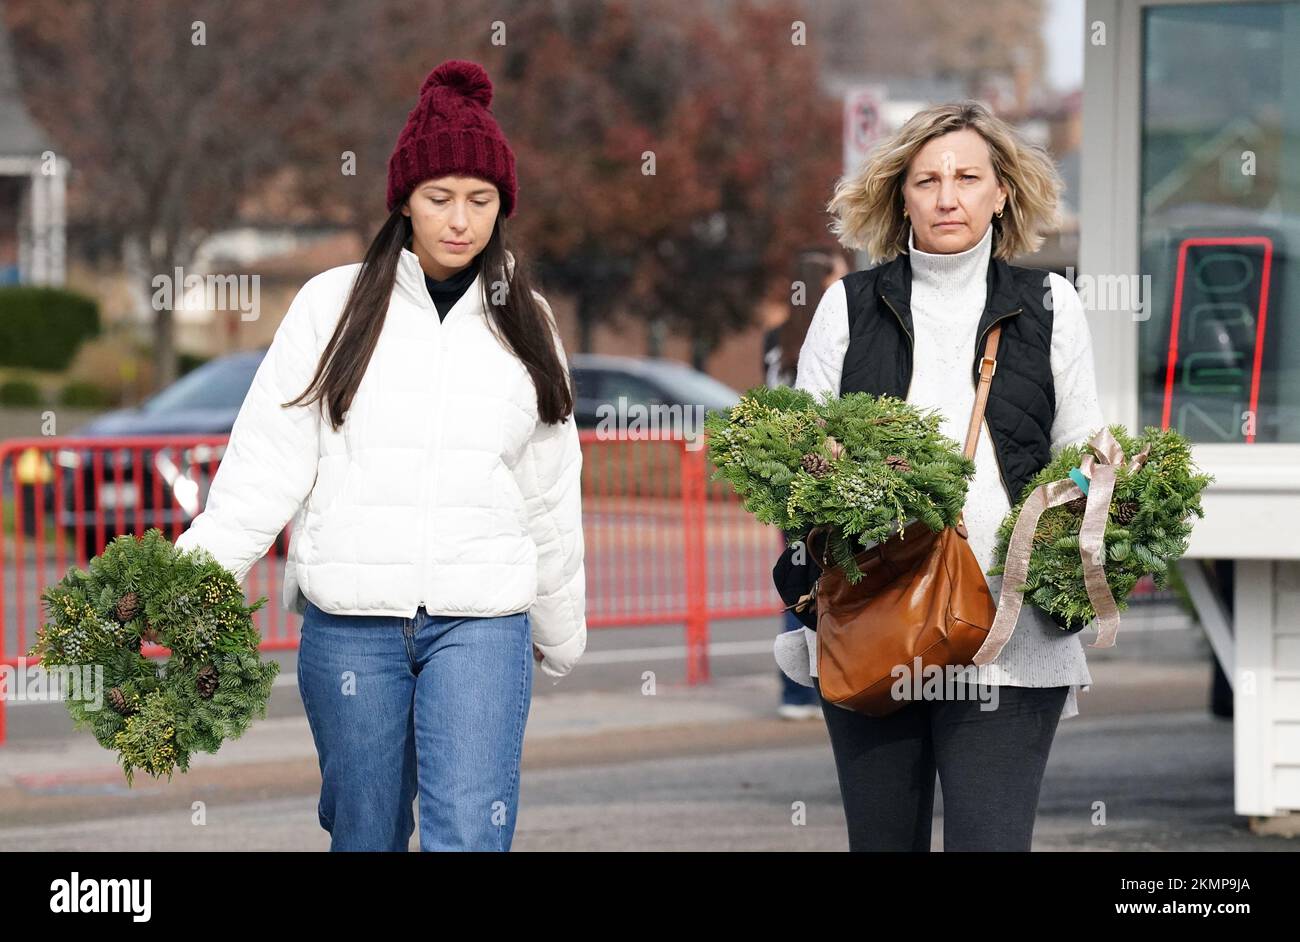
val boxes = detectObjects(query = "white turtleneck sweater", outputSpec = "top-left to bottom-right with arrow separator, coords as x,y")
781,222 -> 1106,720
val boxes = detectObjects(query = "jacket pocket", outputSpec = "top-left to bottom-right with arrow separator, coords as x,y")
497,462 -> 530,533
307,456 -> 352,517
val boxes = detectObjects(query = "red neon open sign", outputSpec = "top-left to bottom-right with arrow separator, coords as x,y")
1162,236 -> 1274,443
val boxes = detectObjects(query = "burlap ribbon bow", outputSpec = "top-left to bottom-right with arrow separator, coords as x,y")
972,427 -> 1151,666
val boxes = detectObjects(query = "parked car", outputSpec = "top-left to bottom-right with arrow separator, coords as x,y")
56,350 -> 266,559
568,353 -> 741,430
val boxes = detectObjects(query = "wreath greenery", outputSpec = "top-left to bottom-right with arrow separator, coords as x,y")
988,424 -> 1213,631
705,385 -> 974,582
27,528 -> 279,784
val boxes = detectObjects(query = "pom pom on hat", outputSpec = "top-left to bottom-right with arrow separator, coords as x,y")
420,59 -> 493,108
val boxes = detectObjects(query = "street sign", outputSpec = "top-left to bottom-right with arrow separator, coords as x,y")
843,85 -> 888,176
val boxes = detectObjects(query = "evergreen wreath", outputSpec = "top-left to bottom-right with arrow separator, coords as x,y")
988,424 -> 1213,631
27,529 -> 279,784
705,385 -> 975,582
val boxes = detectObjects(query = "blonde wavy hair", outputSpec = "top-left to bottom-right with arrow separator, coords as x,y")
828,101 -> 1063,263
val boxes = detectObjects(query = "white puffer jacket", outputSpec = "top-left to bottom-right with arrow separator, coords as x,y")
173,247 -> 586,679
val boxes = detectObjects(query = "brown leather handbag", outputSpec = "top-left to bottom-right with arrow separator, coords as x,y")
805,326 -> 1005,716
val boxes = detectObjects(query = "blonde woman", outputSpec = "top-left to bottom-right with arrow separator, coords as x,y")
781,101 -> 1104,851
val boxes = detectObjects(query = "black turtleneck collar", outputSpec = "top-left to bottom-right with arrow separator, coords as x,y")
422,254 -> 481,321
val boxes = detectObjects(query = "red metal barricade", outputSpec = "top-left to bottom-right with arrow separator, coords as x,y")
0,431 -> 789,743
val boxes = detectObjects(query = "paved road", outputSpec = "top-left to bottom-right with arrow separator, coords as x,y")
2,611 -> 1289,851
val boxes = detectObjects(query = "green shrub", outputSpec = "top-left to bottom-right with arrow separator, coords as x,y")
59,380 -> 111,408
0,286 -> 101,370
0,379 -> 42,406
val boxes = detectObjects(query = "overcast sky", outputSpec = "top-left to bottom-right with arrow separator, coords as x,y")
1043,0 -> 1086,91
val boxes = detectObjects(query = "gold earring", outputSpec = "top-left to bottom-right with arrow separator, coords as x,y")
995,207 -> 1004,218
902,208 -> 909,218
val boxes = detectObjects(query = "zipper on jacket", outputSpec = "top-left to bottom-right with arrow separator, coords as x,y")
410,266 -> 445,615
879,293 -> 915,401
417,320 -> 453,613
971,307 -> 1021,503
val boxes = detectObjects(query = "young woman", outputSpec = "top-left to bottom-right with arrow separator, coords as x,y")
784,101 -> 1104,851
174,60 -> 586,852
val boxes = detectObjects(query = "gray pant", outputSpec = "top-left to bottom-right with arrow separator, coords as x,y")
814,679 -> 1068,851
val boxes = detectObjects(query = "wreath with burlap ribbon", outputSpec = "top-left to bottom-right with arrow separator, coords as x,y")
973,427 -> 1152,665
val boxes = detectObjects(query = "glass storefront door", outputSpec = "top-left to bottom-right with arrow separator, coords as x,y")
1139,1 -> 1300,442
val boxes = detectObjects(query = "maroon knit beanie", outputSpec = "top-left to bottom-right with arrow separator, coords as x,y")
386,60 -> 518,218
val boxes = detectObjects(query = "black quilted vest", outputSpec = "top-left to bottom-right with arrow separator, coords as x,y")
839,252 -> 1057,506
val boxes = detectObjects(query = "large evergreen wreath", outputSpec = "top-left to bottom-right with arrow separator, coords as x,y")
988,424 -> 1213,631
705,386 -> 974,582
27,529 -> 279,784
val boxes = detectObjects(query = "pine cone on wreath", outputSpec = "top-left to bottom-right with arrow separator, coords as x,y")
140,622 -> 160,646
196,665 -> 219,699
1111,499 -> 1139,525
885,454 -> 911,472
801,453 -> 832,478
108,687 -> 134,716
1064,495 -> 1088,515
114,591 -> 140,623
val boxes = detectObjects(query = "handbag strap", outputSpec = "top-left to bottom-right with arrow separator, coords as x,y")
955,324 -> 1002,530
962,324 -> 1002,459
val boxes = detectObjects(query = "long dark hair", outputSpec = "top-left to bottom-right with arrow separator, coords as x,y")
283,206 -> 573,429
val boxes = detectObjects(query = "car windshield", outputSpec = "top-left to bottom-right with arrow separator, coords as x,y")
139,355 -> 262,414
651,363 -> 741,410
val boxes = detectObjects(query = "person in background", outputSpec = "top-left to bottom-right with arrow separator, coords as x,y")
764,249 -> 849,720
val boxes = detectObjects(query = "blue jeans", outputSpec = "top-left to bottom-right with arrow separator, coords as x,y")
778,524 -> 817,706
297,600 -> 534,851
779,610 -> 817,705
